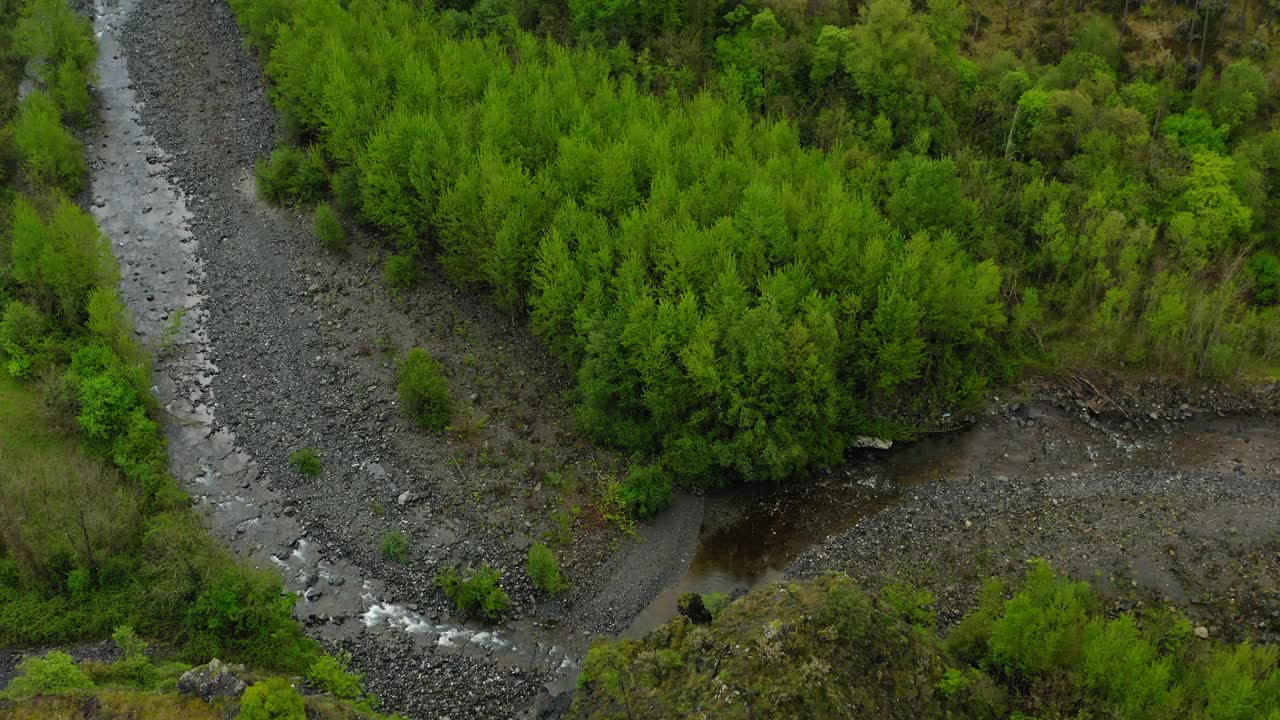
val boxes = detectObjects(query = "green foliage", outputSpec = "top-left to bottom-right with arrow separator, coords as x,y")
570,564 -> 1280,720
76,369 -> 139,443
1249,251 -> 1280,306
181,566 -> 317,671
381,254 -> 418,295
305,652 -> 366,702
0,651 -> 94,700
605,464 -> 671,519
14,0 -> 95,83
97,625 -> 159,689
1161,109 -> 1229,154
51,58 -> 91,126
224,0 -> 1280,489
397,347 -> 452,430
10,91 -> 86,194
379,531 -> 408,563
0,299 -> 56,378
1202,61 -> 1270,129
289,447 -> 322,476
238,678 -> 306,720
880,583 -> 936,629
435,564 -> 510,620
0,0 -> 318,680
255,145 -> 327,205
313,202 -> 345,252
987,560 -> 1097,678
526,541 -> 566,594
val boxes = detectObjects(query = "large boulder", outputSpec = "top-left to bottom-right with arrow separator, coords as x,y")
177,658 -> 248,701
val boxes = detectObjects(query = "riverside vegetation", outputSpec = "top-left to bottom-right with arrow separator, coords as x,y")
0,0 -> 396,717
570,562 -> 1280,720
230,0 -> 1280,496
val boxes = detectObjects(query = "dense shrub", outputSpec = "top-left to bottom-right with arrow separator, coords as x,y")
14,0 -> 95,83
381,253 -> 418,295
526,541 -> 566,594
238,678 -> 306,720
607,465 -> 671,519
397,347 -> 452,430
313,202 -> 345,252
110,406 -> 172,501
1250,251 -> 1280,306
0,651 -> 94,699
255,145 -> 327,204
94,625 -> 159,689
51,58 -> 90,126
10,91 -> 86,193
181,567 -> 317,671
305,652 -> 364,701
9,195 -> 115,327
435,564 -> 510,620
76,371 -> 138,442
0,299 -> 56,378
288,447 -> 322,476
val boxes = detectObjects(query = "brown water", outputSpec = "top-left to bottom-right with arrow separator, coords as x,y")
625,403 -> 1280,637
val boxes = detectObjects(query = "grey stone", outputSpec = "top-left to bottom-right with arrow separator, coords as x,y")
177,658 -> 247,700
853,436 -> 893,450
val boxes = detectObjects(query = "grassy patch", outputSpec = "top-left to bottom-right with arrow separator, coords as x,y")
378,531 -> 408,563
435,564 -> 510,620
289,447 -> 322,476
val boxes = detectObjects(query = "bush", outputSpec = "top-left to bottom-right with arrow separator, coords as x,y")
1249,251 -> 1280,306
313,202 -> 346,252
255,145 -> 327,205
435,564 -> 510,620
382,253 -> 419,295
51,58 -> 91,126
305,652 -> 364,701
96,625 -> 158,689
0,300 -> 56,378
0,651 -> 94,699
181,567 -> 317,671
10,91 -> 86,194
111,406 -> 170,500
76,371 -> 139,443
289,447 -> 322,476
526,541 -> 566,594
238,678 -> 306,720
397,348 -> 452,430
379,530 -> 408,563
14,0 -> 96,81
608,465 -> 672,519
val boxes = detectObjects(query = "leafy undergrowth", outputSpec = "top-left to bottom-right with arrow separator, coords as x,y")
0,691 -> 390,720
0,637 -> 396,720
0,692 -> 232,720
570,562 -> 1280,720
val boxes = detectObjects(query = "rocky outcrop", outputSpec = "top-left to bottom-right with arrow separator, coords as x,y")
177,659 -> 247,701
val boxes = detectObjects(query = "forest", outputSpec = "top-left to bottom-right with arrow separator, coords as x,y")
232,0 -> 1280,487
